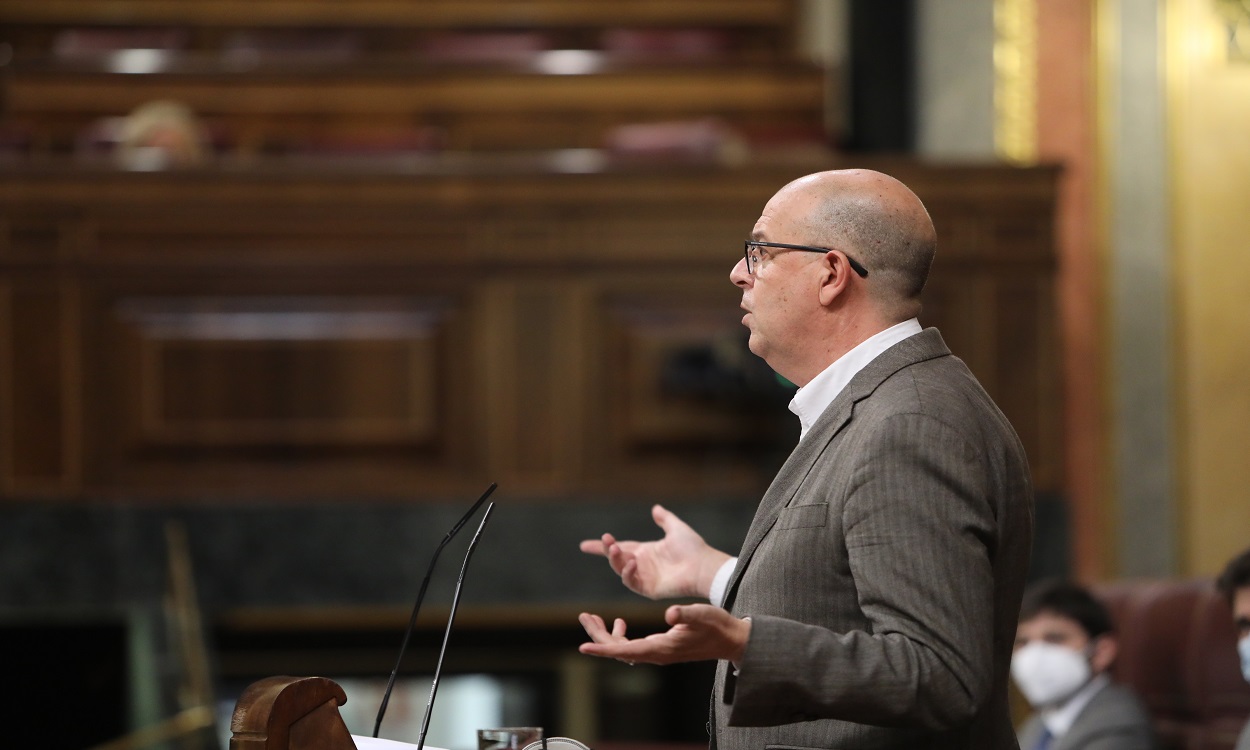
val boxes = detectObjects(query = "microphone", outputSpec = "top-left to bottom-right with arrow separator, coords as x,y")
416,500 -> 495,750
372,483 -> 497,738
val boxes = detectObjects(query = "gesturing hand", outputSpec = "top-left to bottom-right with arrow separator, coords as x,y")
579,504 -> 731,600
578,604 -> 751,666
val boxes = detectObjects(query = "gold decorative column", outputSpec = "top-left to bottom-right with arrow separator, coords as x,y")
994,0 -> 1039,163
1166,0 -> 1250,573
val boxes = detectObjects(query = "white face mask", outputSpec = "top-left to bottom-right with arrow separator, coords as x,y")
1239,635 -> 1250,684
1011,641 -> 1093,707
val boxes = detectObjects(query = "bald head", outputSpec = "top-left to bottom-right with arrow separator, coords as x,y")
778,169 -> 936,320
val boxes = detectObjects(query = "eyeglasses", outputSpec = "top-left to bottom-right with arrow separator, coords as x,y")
744,240 -> 869,278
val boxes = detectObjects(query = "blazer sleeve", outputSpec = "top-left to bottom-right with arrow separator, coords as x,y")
728,411 -> 1000,730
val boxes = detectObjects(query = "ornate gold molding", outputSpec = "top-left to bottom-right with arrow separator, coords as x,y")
994,0 -> 1039,163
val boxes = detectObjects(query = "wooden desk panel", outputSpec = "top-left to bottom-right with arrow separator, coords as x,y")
0,157 -> 1060,502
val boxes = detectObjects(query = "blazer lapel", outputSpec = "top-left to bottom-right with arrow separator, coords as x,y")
720,329 -> 952,611
722,402 -> 850,611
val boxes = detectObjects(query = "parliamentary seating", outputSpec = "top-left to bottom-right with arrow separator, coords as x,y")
1093,578 -> 1250,750
0,0 -> 829,155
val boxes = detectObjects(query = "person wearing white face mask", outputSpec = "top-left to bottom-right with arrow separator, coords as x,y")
1216,546 -> 1250,750
1012,579 -> 1156,750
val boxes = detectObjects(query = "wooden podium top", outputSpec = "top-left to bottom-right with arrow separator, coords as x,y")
231,676 -> 359,750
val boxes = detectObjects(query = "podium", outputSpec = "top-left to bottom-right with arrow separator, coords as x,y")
228,677 -> 604,750
230,676 -> 360,750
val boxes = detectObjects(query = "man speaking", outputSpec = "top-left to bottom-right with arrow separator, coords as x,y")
578,169 -> 1034,749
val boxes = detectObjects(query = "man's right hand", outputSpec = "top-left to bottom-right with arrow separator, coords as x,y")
579,504 -> 732,600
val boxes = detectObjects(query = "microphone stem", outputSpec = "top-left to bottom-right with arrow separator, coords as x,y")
418,502 -> 495,750
373,483 -> 497,738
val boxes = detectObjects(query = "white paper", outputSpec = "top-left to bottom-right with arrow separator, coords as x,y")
351,735 -> 451,750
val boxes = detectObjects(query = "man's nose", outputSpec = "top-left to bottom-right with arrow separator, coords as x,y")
730,257 -> 752,288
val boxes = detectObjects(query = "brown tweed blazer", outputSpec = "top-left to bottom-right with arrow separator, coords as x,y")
712,328 -> 1033,750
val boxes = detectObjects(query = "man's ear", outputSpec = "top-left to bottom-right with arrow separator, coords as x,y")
816,251 -> 851,306
1090,634 -> 1118,675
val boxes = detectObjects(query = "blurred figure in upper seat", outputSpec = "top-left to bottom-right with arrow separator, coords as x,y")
117,99 -> 209,168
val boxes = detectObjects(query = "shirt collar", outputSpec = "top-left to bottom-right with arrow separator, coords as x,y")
1039,673 -> 1112,738
788,318 -> 923,440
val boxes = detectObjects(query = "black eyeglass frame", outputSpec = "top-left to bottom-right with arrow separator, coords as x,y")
744,240 -> 869,278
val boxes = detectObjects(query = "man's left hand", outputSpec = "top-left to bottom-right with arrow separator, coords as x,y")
578,604 -> 751,665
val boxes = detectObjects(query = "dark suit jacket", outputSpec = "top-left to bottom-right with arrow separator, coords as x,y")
1016,681 -> 1157,750
712,328 -> 1034,750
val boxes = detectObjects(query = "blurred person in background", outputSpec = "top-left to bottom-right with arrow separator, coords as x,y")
1012,579 -> 1156,750
118,99 -> 209,168
1217,546 -> 1250,750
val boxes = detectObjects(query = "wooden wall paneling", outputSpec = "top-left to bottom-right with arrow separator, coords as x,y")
580,272 -> 788,499
994,273 -> 1061,492
0,211 -> 63,265
609,294 -> 754,444
919,210 -> 979,360
117,298 -> 445,447
920,195 -> 1060,496
0,163 -> 1059,504
983,209 -> 1061,493
1,275 -> 81,494
87,205 -> 471,269
1032,274 -> 1063,495
79,283 -> 480,499
569,184 -> 791,499
474,278 -> 587,494
0,281 -> 10,493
